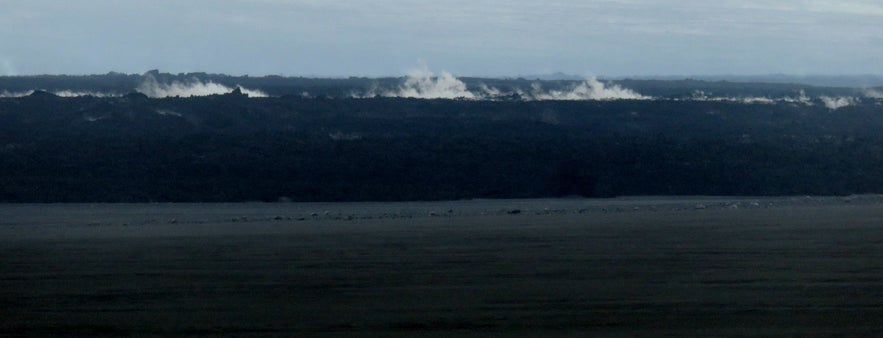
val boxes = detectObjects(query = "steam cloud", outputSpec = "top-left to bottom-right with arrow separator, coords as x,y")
136,74 -> 267,98
530,77 -> 648,100
369,66 -> 477,99
362,64 -> 649,101
0,90 -> 32,98
687,90 -> 812,105
863,89 -> 883,99
0,89 -> 122,98
781,90 -> 813,105
54,90 -> 119,98
820,96 -> 857,110
0,68 -> 870,110
0,58 -> 16,76
0,76 -> 268,98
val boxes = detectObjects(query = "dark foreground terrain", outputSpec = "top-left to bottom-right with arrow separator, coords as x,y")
3,197 -> 883,336
4,88 -> 883,202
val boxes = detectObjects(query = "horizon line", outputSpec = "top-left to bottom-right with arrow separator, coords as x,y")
3,70 -> 883,79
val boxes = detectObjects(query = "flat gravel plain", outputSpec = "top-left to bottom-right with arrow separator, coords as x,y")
2,196 -> 883,336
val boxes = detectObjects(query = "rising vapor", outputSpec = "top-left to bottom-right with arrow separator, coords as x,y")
136,74 -> 267,98
0,58 -> 16,76
370,66 -> 478,99
0,89 -> 121,98
1,76 -> 269,98
687,90 -> 813,105
360,64 -> 650,101
0,90 -> 32,98
530,77 -> 648,100
820,96 -> 857,110
54,90 -> 120,98
863,89 -> 883,99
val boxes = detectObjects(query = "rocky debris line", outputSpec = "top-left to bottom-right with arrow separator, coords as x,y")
22,195 -> 879,229
135,195 -> 883,226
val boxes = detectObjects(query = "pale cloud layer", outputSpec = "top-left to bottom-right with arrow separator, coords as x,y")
1,0 -> 882,76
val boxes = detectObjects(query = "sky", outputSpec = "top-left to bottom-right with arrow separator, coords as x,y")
1,0 -> 882,77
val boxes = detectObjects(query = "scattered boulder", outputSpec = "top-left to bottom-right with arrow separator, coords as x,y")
123,92 -> 149,101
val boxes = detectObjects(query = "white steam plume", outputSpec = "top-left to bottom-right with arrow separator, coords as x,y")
1,90 -> 121,98
478,83 -> 501,97
738,97 -> 775,104
53,90 -> 120,98
353,62 -> 646,101
781,90 -> 812,105
687,90 -> 812,105
820,96 -> 857,110
378,66 -> 477,99
863,89 -> 883,99
136,74 -> 267,98
155,109 -> 182,117
0,58 -> 17,76
531,77 -> 648,100
0,90 -> 32,97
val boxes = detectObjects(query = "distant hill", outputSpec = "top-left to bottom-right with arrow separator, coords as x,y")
616,74 -> 883,88
518,73 -> 883,88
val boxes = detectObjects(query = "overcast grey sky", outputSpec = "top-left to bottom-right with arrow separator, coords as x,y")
2,0 -> 882,77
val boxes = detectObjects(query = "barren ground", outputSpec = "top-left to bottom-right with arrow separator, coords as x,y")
2,196 -> 883,336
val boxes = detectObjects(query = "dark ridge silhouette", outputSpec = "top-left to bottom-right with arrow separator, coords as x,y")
27,89 -> 56,98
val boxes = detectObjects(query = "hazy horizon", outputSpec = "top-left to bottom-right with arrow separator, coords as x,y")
3,1 -> 883,77
3,70 -> 883,80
